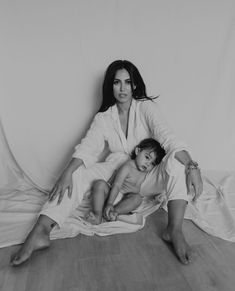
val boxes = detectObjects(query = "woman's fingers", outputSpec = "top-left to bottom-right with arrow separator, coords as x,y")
192,181 -> 203,201
49,185 -> 58,200
49,186 -> 63,202
186,178 -> 191,194
49,186 -> 73,204
68,185 -> 73,198
186,168 -> 203,201
49,177 -> 73,204
57,190 -> 65,205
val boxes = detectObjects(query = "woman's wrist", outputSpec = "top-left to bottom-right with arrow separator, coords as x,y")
185,160 -> 200,174
65,158 -> 83,174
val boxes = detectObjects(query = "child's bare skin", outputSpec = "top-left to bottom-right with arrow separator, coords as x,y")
85,211 -> 102,225
109,210 -> 118,221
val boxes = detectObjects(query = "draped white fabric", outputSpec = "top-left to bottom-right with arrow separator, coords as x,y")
0,119 -> 235,248
0,1 -> 235,246
0,0 -> 234,188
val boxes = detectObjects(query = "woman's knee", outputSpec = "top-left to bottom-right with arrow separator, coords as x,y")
162,156 -> 185,176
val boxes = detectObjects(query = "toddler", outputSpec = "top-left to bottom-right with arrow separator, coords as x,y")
86,138 -> 166,224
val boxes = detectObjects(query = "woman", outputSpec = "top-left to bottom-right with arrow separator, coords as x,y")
11,60 -> 203,266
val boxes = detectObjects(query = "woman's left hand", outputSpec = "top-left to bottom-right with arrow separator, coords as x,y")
186,169 -> 203,201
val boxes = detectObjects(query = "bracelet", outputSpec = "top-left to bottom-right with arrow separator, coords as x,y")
185,160 -> 199,175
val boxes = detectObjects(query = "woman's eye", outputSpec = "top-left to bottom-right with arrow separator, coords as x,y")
113,80 -> 119,85
126,80 -> 131,85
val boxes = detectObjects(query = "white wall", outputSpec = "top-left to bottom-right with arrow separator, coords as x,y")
0,0 -> 234,188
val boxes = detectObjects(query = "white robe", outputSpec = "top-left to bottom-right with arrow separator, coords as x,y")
72,99 -> 188,168
40,99 -> 189,226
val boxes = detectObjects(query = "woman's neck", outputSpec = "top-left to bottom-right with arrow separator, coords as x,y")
116,99 -> 132,115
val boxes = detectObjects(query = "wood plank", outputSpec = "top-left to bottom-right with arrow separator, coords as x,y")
0,209 -> 235,291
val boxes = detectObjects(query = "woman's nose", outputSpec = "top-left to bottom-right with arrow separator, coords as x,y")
120,82 -> 125,91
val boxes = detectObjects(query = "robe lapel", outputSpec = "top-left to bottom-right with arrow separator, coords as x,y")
126,99 -> 137,153
111,104 -> 129,154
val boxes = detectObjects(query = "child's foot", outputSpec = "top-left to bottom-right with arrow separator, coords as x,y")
85,211 -> 102,225
109,210 -> 118,221
162,228 -> 195,265
11,225 -> 50,266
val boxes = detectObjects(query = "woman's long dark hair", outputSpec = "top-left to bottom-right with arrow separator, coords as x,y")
98,60 -> 157,112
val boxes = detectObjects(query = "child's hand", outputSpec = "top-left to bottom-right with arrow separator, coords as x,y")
104,204 -> 114,221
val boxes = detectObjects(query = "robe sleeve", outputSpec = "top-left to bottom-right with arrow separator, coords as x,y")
140,100 -> 189,154
72,113 -> 106,168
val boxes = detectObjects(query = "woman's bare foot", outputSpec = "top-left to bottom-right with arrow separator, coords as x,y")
85,211 -> 102,225
11,225 -> 50,266
162,228 -> 194,265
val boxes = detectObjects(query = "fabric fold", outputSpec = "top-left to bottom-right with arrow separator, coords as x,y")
0,118 -> 235,248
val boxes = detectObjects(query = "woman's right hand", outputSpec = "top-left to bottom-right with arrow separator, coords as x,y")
48,170 -> 73,204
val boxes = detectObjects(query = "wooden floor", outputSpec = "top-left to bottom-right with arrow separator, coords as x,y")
1,209 -> 235,291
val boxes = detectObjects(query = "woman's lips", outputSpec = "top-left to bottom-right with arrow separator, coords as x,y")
119,93 -> 127,97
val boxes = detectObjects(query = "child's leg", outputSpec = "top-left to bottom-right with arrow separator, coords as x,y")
86,180 -> 110,225
110,193 -> 142,220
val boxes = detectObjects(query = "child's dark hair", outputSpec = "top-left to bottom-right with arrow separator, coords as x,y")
130,138 -> 166,165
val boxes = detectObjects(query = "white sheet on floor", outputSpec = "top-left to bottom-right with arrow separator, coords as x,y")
0,120 -> 235,248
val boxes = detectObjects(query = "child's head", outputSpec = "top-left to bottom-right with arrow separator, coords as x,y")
131,138 -> 166,172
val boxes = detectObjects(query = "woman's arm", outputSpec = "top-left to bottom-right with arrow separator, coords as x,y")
175,150 -> 203,200
49,157 -> 84,204
141,101 -> 203,200
50,113 -> 107,204
72,113 -> 106,168
174,150 -> 192,165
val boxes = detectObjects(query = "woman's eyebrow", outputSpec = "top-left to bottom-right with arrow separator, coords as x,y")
113,78 -> 131,81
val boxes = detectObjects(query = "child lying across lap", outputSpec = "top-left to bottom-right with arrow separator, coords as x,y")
86,138 -> 166,224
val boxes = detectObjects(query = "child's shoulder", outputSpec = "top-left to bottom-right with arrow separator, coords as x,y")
119,159 -> 133,171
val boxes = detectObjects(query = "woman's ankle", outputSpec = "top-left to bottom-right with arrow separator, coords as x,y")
166,225 -> 183,237
36,215 -> 57,234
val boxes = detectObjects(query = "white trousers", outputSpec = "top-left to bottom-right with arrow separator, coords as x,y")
40,156 -> 188,227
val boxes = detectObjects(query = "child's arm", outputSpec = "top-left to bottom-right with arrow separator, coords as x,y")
104,164 -> 129,220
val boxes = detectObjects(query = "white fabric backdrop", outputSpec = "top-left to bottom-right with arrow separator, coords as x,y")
0,0 -> 234,189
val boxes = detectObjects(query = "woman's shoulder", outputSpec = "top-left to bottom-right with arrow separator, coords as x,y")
96,105 -> 114,118
137,98 -> 161,113
93,106 -> 113,121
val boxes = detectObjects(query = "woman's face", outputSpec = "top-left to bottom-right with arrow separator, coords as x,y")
113,69 -> 134,105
